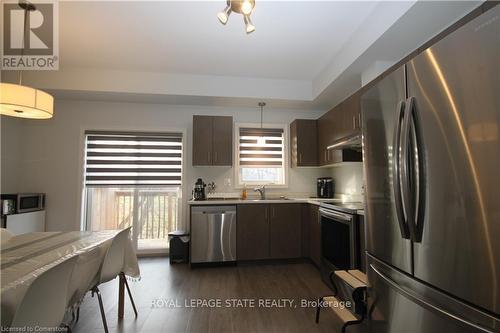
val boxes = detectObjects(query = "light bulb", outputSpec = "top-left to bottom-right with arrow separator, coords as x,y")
244,15 -> 255,34
241,0 -> 253,15
217,5 -> 231,25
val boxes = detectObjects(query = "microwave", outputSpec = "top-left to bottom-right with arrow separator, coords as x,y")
1,193 -> 45,214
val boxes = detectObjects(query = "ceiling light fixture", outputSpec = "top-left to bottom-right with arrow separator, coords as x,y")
244,15 -> 255,34
217,4 -> 231,25
217,0 -> 256,34
0,1 -> 54,119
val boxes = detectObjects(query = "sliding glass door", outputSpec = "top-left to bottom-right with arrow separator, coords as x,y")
83,131 -> 183,254
85,187 -> 180,252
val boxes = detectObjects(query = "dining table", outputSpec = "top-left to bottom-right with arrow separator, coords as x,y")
0,228 -> 140,327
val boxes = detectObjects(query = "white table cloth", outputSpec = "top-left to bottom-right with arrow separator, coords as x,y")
0,229 -> 140,326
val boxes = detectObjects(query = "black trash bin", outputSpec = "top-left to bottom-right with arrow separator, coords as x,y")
168,230 -> 189,263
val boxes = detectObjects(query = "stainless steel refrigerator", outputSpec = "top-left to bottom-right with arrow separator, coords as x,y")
361,4 -> 500,332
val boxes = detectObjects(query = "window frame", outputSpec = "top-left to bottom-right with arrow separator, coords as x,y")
234,122 -> 289,188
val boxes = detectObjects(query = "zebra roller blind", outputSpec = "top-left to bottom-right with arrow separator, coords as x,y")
238,127 -> 284,167
85,131 -> 182,186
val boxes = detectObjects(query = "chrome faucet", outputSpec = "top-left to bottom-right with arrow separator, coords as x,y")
254,185 -> 266,200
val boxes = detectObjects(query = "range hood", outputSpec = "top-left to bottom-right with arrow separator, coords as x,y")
322,133 -> 362,165
327,133 -> 362,151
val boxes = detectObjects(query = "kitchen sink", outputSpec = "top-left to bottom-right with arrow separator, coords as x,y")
251,197 -> 290,201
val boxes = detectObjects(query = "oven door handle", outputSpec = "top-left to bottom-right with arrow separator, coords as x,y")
319,208 -> 352,222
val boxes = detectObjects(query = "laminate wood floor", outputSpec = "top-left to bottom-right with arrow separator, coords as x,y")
72,258 -> 351,333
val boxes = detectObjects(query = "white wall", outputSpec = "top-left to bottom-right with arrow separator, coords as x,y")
2,99 -> 330,231
1,116 -> 22,193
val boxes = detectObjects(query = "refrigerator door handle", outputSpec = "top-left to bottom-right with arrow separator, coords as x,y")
370,263 -> 497,333
400,98 -> 417,240
407,97 -> 426,242
392,100 -> 410,239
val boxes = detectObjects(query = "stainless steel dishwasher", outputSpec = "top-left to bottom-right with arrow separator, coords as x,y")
190,205 -> 236,264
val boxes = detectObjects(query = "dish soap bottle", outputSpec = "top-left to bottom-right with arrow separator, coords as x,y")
241,184 -> 247,200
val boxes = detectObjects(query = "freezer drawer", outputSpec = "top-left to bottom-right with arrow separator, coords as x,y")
367,254 -> 500,333
190,205 -> 236,264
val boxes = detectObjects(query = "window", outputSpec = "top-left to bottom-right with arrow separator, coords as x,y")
236,125 -> 287,186
83,131 -> 183,253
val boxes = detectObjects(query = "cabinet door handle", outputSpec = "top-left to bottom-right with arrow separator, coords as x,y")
272,207 -> 276,218
353,115 -> 356,129
299,152 -> 302,164
207,151 -> 211,164
324,150 -> 327,161
214,151 -> 217,163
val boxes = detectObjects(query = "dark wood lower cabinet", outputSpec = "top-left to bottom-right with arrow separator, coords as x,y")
236,203 -> 359,274
308,204 -> 321,267
237,203 -> 301,261
237,204 -> 270,260
269,204 -> 301,259
358,214 -> 366,272
301,204 -> 310,258
236,203 -> 321,263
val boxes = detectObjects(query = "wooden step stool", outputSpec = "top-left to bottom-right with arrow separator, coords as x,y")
315,269 -> 367,333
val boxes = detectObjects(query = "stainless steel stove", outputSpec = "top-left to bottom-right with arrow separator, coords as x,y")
320,201 -> 364,214
319,201 -> 364,292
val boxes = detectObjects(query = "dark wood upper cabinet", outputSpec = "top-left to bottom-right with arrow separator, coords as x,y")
269,204 -> 301,259
237,204 -> 270,260
192,115 -> 213,166
341,92 -> 362,138
192,115 -> 233,166
317,115 -> 336,166
212,116 -> 233,166
290,119 -> 318,167
317,92 -> 362,166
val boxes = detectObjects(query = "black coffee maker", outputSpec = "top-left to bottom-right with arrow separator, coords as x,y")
193,178 -> 206,201
317,177 -> 334,198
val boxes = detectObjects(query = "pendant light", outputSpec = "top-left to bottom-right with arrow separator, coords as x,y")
217,0 -> 256,34
257,102 -> 266,146
0,1 -> 54,119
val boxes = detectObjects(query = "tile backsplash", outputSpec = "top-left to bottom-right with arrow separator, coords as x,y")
189,166 -> 332,199
329,163 -> 364,200
190,163 -> 364,200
